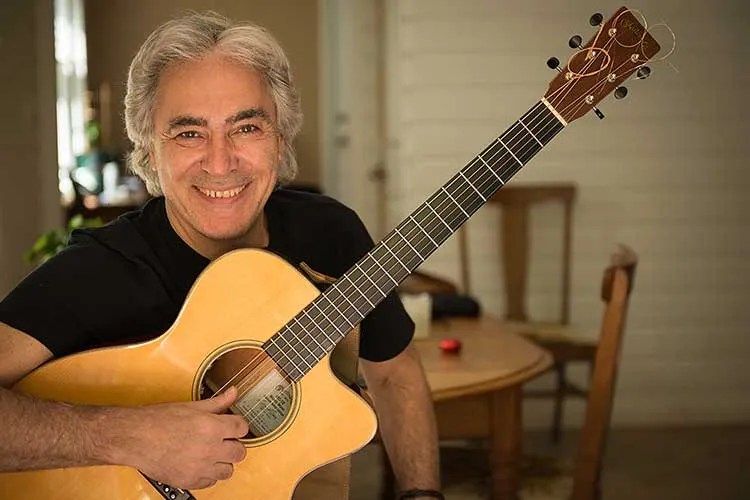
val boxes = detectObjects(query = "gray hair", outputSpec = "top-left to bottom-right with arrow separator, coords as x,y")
124,11 -> 303,195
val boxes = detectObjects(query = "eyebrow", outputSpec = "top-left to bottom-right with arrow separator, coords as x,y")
165,115 -> 208,134
164,107 -> 272,134
226,107 -> 272,125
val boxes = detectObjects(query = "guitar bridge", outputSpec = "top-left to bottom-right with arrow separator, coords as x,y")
142,474 -> 196,500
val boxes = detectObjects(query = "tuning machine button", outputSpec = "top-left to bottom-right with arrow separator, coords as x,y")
547,57 -> 563,72
614,86 -> 628,100
636,66 -> 652,79
569,35 -> 583,49
590,13 -> 604,26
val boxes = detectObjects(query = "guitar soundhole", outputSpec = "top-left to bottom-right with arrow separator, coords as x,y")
198,345 -> 298,440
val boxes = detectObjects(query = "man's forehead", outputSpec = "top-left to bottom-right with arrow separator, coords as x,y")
154,55 -> 276,123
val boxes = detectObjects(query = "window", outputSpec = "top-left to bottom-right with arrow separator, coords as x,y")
54,0 -> 88,202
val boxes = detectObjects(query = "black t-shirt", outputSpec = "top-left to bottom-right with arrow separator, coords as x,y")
0,189 -> 413,362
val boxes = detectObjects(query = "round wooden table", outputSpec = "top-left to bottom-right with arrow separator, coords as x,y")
415,317 -> 552,499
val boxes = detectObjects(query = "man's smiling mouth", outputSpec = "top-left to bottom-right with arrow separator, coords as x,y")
195,184 -> 248,199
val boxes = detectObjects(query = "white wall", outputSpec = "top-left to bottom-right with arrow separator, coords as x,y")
383,0 -> 750,426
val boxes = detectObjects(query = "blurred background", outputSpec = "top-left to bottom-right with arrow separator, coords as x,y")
1,0 -> 748,498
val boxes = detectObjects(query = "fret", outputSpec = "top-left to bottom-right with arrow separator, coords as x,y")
356,262 -> 385,299
276,329 -> 314,372
458,170 -> 487,201
266,337 -> 296,369
425,200 -> 454,233
498,138 -> 523,166
440,187 -> 469,218
306,303 -> 337,344
518,117 -> 544,147
370,253 -> 399,286
362,253 -> 395,292
330,281 -> 365,322
340,271 -> 374,311
323,296 -> 355,329
407,215 -> 438,250
279,361 -> 303,381
381,240 -> 410,274
394,226 -> 425,261
288,318 -> 320,365
476,154 -> 505,185
345,271 -> 375,307
449,172 -> 485,215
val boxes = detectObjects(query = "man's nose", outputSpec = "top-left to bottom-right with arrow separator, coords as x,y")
203,133 -> 237,175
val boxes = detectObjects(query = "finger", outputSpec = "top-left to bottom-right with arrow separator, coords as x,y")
213,462 -> 234,481
192,477 -> 218,490
217,414 -> 249,438
192,387 -> 238,414
219,440 -> 247,463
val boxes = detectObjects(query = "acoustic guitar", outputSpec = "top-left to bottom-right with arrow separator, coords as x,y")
0,6 -> 667,499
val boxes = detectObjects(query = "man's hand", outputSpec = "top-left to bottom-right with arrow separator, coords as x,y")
113,387 -> 249,490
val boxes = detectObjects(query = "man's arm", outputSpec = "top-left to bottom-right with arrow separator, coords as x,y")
360,342 -> 441,498
0,322 -> 248,490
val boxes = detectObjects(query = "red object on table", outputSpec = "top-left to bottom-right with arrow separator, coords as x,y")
438,337 -> 462,354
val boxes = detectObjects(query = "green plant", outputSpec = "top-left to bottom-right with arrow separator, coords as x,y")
25,214 -> 103,266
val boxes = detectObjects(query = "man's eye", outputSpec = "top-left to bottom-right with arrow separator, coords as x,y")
237,124 -> 260,135
176,130 -> 202,139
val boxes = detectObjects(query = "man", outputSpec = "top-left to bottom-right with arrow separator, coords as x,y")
0,11 -> 441,500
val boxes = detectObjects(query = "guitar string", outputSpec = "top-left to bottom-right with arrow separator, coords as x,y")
215,47 -> 643,426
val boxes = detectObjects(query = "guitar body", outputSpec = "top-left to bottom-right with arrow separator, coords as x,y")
0,249 -> 377,500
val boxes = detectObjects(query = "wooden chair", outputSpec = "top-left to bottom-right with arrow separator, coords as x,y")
437,244 -> 638,499
569,244 -> 637,500
457,182 -> 591,442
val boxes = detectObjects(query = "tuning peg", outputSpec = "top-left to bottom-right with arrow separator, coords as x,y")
636,66 -> 652,79
568,35 -> 583,49
614,86 -> 628,99
590,13 -> 604,26
547,57 -> 562,72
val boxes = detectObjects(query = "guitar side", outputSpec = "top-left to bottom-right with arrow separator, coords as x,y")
0,249 -> 377,500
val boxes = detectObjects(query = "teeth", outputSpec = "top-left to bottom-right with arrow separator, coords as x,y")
198,185 -> 247,199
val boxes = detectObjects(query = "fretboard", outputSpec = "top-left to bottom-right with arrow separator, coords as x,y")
264,100 -> 565,380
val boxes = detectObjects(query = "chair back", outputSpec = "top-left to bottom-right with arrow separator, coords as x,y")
457,183 -> 577,323
571,245 -> 638,500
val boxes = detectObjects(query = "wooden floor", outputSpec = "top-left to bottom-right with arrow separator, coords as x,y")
350,426 -> 750,500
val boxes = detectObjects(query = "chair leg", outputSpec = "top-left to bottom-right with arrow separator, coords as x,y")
552,363 -> 566,443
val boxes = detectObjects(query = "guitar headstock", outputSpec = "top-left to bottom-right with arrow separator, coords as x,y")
543,6 -> 663,124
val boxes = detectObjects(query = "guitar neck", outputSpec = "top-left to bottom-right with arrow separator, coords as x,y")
265,99 -> 565,380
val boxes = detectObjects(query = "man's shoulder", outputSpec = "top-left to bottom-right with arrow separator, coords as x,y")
68,198 -> 163,261
269,188 -> 360,226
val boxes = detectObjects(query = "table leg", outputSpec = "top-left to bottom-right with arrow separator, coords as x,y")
490,386 -> 522,499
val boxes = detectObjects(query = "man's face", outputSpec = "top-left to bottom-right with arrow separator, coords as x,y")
152,52 -> 282,254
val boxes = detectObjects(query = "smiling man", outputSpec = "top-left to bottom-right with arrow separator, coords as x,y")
0,11 -> 441,500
